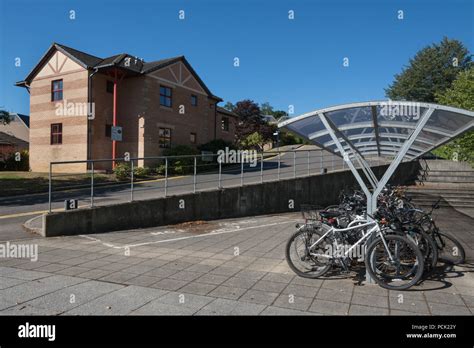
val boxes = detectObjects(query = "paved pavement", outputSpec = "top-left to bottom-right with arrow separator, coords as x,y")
0,211 -> 472,316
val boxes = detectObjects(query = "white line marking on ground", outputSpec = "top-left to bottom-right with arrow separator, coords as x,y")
78,219 -> 295,250
79,235 -> 122,249
150,230 -> 178,236
126,220 -> 295,248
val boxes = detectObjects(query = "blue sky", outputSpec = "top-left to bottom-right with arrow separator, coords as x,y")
0,0 -> 473,116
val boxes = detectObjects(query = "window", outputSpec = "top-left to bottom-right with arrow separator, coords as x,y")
159,128 -> 172,148
190,132 -> 197,144
106,81 -> 114,94
51,79 -> 63,101
191,95 -> 198,106
160,86 -> 172,107
51,123 -> 63,145
105,124 -> 112,137
222,117 -> 229,132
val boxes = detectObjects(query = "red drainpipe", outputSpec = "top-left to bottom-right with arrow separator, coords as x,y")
112,69 -> 117,169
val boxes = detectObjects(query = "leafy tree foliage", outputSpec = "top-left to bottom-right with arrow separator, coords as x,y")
240,132 -> 266,151
385,38 -> 471,102
223,101 -> 235,112
0,110 -> 11,125
221,100 -> 293,148
432,67 -> 474,162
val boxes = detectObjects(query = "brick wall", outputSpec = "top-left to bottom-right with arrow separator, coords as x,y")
29,51 -> 89,173
27,50 -> 236,173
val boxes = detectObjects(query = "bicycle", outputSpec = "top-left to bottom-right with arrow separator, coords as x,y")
285,210 -> 425,290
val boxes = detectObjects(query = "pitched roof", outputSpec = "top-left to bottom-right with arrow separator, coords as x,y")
55,43 -> 103,67
217,107 -> 238,117
0,132 -> 28,146
142,57 -> 183,73
13,113 -> 30,128
16,43 -> 222,100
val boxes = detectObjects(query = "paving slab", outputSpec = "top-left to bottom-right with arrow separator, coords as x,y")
239,289 -> 279,305
23,280 -> 124,313
0,273 -> 86,310
309,299 -> 350,315
349,304 -> 389,315
197,298 -> 266,315
0,212 -> 472,316
63,285 -> 168,315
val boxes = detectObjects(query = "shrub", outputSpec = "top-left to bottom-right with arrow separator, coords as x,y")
156,164 -> 166,176
279,130 -> 305,146
1,150 -> 29,171
198,139 -> 235,154
133,166 -> 151,178
163,145 -> 198,175
113,162 -> 131,181
162,145 -> 199,157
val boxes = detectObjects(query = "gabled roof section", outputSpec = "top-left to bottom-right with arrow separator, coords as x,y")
0,132 -> 29,146
15,43 -> 222,100
10,113 -> 30,128
143,56 -> 221,100
15,43 -> 102,87
217,106 -> 239,118
142,56 -> 183,74
55,43 -> 103,67
95,53 -> 144,73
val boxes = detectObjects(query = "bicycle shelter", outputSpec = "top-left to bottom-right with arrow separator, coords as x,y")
278,101 -> 474,281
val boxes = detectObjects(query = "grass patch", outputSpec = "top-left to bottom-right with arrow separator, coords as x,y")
0,171 -> 115,197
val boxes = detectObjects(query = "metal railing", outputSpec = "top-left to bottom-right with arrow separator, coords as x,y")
47,148 -> 388,213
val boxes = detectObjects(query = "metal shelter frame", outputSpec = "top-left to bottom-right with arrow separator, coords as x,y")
279,101 -> 474,282
279,101 -> 474,215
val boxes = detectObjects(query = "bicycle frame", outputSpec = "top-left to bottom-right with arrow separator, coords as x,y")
308,219 -> 394,261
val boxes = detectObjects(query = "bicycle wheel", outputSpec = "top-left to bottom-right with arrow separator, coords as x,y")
365,234 -> 424,290
404,228 -> 438,276
285,226 -> 332,278
434,231 -> 466,265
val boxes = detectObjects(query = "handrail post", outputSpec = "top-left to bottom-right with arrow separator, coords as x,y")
90,161 -> 94,207
293,151 -> 296,178
240,160 -> 244,186
48,162 -> 52,213
193,156 -> 197,193
130,160 -> 134,201
320,151 -> 324,173
277,151 -> 281,180
164,158 -> 168,197
218,158 -> 222,189
307,151 -> 310,176
260,153 -> 264,183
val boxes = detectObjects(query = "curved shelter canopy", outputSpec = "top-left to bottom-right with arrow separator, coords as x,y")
278,101 -> 474,162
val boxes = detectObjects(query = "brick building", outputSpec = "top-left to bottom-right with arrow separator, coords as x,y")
16,43 -> 237,172
0,113 -> 29,161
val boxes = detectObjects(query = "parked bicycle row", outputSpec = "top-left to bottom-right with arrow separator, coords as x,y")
285,186 -> 466,290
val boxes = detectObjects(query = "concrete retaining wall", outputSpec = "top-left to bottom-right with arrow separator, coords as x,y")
42,161 -> 421,237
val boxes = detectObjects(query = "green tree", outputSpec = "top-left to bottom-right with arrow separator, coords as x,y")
279,129 -> 305,146
272,110 -> 289,122
385,38 -> 471,102
260,102 -> 274,115
240,132 -> 265,151
223,101 -> 235,112
432,67 -> 474,162
0,110 -> 11,125
260,101 -> 288,121
233,99 -> 270,147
